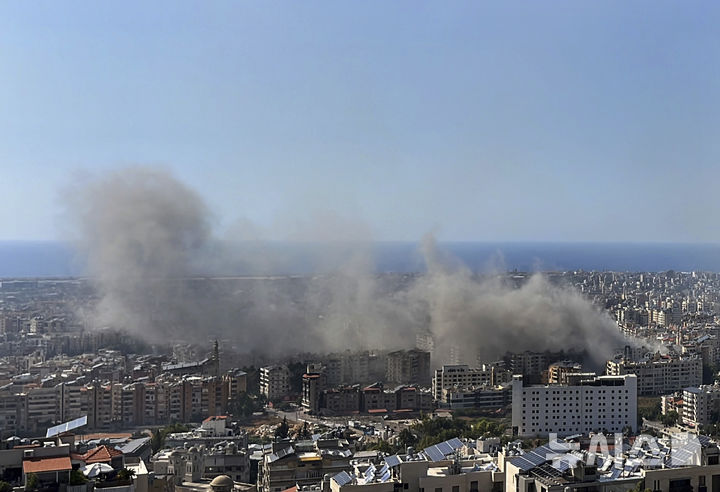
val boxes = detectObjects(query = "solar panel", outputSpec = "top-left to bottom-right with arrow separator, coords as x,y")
46,415 -> 88,438
512,456 -> 537,472
437,442 -> 453,455
423,446 -> 445,462
447,438 -> 463,449
268,446 -> 295,463
671,447 -> 695,467
532,444 -> 556,460
608,468 -> 622,480
551,459 -> 571,472
333,471 -> 353,487
523,452 -> 547,466
364,464 -> 376,480
379,464 -> 389,475
380,470 -> 391,482
423,438 -> 467,463
385,455 -> 401,468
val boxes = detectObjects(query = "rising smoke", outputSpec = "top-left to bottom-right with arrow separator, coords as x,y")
66,167 -> 627,367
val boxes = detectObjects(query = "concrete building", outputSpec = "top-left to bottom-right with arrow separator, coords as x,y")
432,365 -> 493,400
502,435 -> 720,492
432,364 -> 512,409
302,363 -> 327,414
386,350 -> 431,387
260,365 -> 291,402
511,374 -> 638,437
439,385 -> 511,411
606,355 -> 702,396
508,352 -> 548,382
329,444 -> 502,492
546,361 -> 583,384
258,438 -> 353,492
678,384 -> 720,429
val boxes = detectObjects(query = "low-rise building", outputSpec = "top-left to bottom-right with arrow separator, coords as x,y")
258,439 -> 353,492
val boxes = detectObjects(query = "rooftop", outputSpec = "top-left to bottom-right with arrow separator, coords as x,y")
23,456 -> 72,474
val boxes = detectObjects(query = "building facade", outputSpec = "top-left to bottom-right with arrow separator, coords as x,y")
511,374 -> 638,437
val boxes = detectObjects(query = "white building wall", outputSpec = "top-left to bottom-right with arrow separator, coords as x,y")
511,374 -> 637,437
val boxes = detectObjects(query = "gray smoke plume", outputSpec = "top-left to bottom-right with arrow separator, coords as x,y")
66,167 -> 627,366
414,235 -> 626,369
67,167 -> 211,342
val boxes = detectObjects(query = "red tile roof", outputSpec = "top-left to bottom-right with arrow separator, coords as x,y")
203,415 -> 228,423
81,445 -> 123,464
23,457 -> 72,474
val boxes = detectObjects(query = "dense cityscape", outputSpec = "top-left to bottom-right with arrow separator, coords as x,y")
1,270 -> 720,491
4,1 -> 718,491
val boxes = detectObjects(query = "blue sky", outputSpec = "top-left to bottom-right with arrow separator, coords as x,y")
1,1 -> 719,242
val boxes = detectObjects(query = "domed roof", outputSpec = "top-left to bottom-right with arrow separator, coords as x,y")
210,475 -> 233,486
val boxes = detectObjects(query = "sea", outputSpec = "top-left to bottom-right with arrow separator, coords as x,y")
2,241 -> 720,278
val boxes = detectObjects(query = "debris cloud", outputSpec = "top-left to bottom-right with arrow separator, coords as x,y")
66,167 -> 626,366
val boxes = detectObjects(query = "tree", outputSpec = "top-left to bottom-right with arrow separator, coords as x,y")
369,440 -> 396,454
275,417 -> 289,440
630,480 -> 652,492
299,421 -> 311,439
150,423 -> 191,452
229,392 -> 266,420
661,411 -> 679,427
25,473 -> 39,491
117,468 -> 136,481
397,429 -> 418,450
0,482 -> 12,492
69,470 -> 87,486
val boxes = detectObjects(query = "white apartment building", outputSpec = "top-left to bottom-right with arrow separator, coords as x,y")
606,355 -> 702,396
260,365 -> 290,401
680,385 -> 720,428
511,374 -> 638,437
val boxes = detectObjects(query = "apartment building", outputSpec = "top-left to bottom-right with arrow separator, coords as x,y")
606,355 -> 702,396
511,374 -> 638,437
386,349 -> 431,387
432,365 -> 492,400
432,364 -> 511,400
302,366 -> 326,414
546,361 -> 583,384
0,372 -> 244,435
679,385 -> 720,428
23,385 -> 62,433
260,365 -> 291,401
440,385 -> 511,410
508,352 -> 548,381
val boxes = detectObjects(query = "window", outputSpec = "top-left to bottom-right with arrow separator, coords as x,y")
452,486 -> 459,492
435,488 -> 442,492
